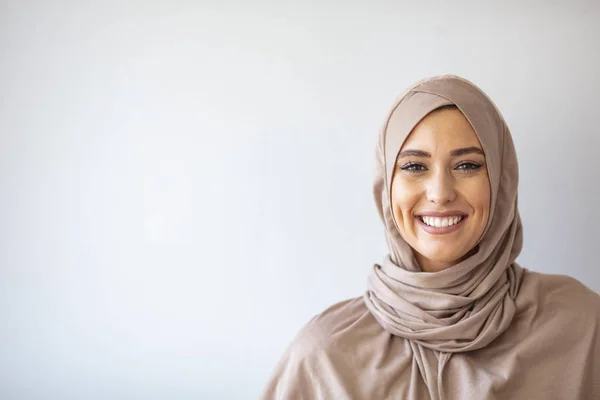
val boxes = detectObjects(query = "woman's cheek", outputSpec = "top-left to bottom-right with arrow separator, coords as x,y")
391,188 -> 408,227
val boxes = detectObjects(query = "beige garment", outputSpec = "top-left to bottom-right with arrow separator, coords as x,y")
260,75 -> 600,399
260,272 -> 600,399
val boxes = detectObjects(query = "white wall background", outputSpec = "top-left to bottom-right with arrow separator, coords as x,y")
1,1 -> 599,398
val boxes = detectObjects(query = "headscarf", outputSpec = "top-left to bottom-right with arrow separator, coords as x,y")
363,74 -> 525,397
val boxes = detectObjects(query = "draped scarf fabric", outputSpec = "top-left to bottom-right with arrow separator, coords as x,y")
363,75 -> 525,399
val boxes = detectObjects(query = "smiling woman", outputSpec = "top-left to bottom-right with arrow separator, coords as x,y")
391,105 -> 491,272
260,75 -> 600,400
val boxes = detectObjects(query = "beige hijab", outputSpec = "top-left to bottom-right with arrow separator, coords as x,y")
260,75 -> 600,400
363,74 -> 524,397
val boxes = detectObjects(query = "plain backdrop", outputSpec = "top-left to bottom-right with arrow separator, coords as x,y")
1,1 -> 599,399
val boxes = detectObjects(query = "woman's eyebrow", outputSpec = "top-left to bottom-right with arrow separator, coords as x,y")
397,147 -> 484,159
397,149 -> 431,158
450,147 -> 484,157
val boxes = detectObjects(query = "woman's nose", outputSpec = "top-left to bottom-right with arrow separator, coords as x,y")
426,171 -> 456,205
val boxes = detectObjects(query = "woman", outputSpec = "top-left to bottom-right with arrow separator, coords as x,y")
260,75 -> 600,399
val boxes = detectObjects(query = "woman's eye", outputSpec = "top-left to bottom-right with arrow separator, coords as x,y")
455,162 -> 482,171
400,163 -> 427,173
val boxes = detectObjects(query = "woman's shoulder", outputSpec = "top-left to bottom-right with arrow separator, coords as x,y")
522,269 -> 599,301
260,297 -> 374,399
293,296 -> 372,346
261,297 -> 401,399
519,269 -> 600,321
283,296 -> 378,360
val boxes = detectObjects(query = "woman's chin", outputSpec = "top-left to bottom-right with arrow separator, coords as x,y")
414,249 -> 464,270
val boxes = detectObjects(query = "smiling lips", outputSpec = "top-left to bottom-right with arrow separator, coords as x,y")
415,212 -> 467,234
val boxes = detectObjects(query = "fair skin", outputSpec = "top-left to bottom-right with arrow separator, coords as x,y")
391,106 -> 491,273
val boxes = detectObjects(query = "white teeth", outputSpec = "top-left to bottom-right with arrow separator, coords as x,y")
420,216 -> 463,228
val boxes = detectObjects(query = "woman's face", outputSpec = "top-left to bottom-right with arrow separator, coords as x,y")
391,107 -> 491,272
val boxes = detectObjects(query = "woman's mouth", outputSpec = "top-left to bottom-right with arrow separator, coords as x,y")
416,215 -> 467,234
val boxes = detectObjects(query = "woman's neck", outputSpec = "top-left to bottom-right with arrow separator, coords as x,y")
414,253 -> 454,273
